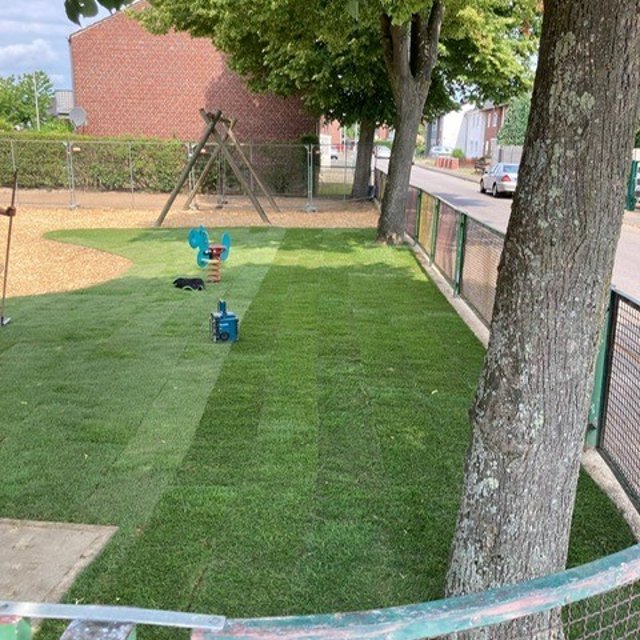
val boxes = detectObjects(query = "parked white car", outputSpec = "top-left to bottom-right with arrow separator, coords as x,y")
480,163 -> 519,197
429,145 -> 453,157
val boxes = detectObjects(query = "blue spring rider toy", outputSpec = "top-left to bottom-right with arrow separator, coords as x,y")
188,226 -> 231,283
210,299 -> 238,342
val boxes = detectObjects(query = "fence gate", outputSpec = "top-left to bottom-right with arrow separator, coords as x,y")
598,290 -> 640,506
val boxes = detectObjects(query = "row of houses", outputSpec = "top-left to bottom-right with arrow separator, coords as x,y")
429,103 -> 509,160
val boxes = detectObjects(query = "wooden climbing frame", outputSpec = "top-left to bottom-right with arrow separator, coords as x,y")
155,110 -> 279,227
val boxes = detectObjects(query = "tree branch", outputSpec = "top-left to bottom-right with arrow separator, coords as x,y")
416,0 -> 445,82
410,14 -> 421,78
380,12 -> 410,103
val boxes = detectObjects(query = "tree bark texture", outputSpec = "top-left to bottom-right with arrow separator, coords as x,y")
377,91 -> 425,242
446,0 -> 640,635
376,3 -> 444,243
351,118 -> 376,199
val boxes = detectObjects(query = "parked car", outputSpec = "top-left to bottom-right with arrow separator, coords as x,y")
374,145 -> 391,159
428,145 -> 453,157
480,163 -> 519,197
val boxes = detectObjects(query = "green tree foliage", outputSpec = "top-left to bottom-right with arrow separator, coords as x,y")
134,0 -> 460,199
372,0 -> 540,241
138,0 -> 414,128
0,71 -> 55,130
498,91 -> 532,145
64,0 -> 128,23
63,0 -> 538,129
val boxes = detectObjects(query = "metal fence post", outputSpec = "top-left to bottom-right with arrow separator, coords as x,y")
249,143 -> 255,193
9,140 -> 16,172
586,289 -> 619,448
454,213 -> 467,296
9,140 -> 17,206
626,160 -> 638,211
127,141 -> 135,208
186,143 -> 195,195
430,199 -> 440,261
304,144 -> 317,212
66,141 -> 78,209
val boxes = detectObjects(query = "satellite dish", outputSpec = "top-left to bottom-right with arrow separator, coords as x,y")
69,106 -> 87,127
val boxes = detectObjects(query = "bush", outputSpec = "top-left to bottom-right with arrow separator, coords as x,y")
0,132 -> 310,196
452,148 -> 465,160
0,132 -> 189,192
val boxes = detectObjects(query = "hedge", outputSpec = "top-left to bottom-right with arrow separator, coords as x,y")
0,133 -> 310,196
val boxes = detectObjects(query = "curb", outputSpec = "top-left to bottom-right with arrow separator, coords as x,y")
413,163 -> 480,184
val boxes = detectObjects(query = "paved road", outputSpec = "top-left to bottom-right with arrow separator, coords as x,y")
377,160 -> 640,301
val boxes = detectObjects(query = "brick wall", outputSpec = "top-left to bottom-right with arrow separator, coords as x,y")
69,9 -> 318,143
482,105 -> 507,156
319,119 -> 342,146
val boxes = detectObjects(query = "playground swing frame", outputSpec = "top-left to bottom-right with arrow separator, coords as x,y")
155,110 -> 279,227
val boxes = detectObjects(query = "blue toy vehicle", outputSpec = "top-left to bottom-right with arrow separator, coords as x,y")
210,299 -> 238,342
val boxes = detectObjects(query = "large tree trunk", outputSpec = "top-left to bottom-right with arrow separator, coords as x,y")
376,3 -> 444,244
377,93 -> 424,242
446,3 -> 640,637
351,118 -> 376,199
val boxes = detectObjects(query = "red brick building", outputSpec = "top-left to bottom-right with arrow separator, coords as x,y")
69,7 -> 317,142
481,103 -> 508,158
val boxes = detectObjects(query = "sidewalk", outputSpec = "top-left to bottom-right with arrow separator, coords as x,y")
624,209 -> 640,231
413,159 -> 479,184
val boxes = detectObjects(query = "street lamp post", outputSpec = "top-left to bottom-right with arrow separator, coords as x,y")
32,72 -> 41,131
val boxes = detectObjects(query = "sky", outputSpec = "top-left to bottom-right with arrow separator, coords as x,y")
0,1 -> 111,89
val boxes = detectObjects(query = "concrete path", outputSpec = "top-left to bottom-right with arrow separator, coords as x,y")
0,519 -> 117,602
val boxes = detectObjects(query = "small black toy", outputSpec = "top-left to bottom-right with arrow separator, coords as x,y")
173,277 -> 206,291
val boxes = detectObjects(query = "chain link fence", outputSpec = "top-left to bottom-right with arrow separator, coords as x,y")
599,291 -> 640,507
460,219 -> 504,324
2,543 -> 640,639
374,163 -> 640,519
0,139 -> 357,210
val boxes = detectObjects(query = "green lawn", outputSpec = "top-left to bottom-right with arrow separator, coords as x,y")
0,227 -> 634,627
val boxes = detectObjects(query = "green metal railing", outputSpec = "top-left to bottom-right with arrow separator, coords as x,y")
2,543 -> 640,639
627,160 -> 638,211
373,168 -> 504,327
373,166 -> 640,511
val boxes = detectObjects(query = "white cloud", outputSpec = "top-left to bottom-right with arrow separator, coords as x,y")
0,2 -> 113,86
49,73 -> 66,85
0,39 -> 58,71
0,19 -> 69,37
2,1 -> 70,24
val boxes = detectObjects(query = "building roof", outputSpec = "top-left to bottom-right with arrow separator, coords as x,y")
53,90 -> 74,116
68,0 -> 145,41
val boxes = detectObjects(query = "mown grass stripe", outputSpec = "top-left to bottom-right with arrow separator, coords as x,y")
0,227 -> 633,639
